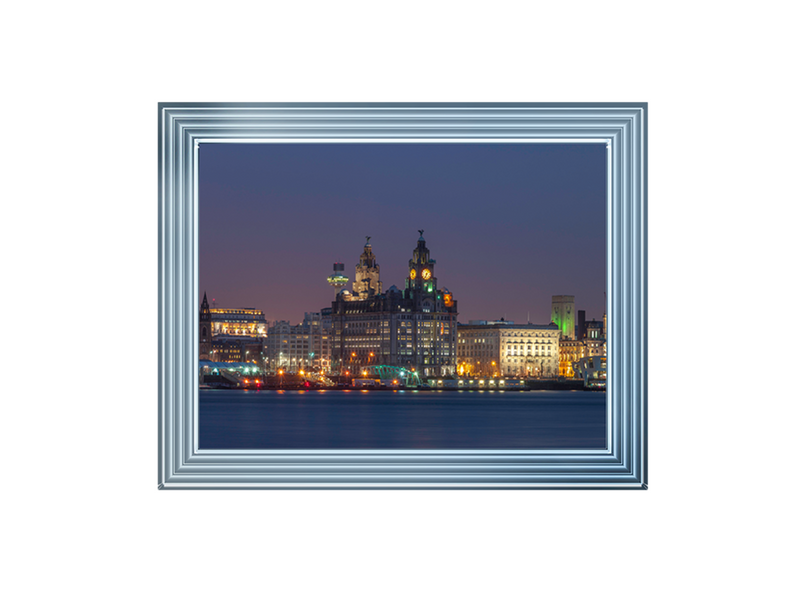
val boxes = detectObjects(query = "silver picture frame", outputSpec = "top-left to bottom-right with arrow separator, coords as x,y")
158,102 -> 647,489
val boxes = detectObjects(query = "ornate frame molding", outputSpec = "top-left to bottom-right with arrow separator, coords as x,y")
158,103 -> 647,489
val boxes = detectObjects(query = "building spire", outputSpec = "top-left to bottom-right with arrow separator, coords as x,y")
354,238 -> 382,299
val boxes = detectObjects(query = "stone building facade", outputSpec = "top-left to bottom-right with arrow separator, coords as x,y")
352,237 -> 382,299
263,312 -> 331,372
559,315 -> 607,377
199,292 -> 267,362
330,233 -> 458,376
559,339 -> 584,377
458,322 -> 560,378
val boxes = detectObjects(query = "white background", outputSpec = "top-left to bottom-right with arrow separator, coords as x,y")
3,2 -> 801,602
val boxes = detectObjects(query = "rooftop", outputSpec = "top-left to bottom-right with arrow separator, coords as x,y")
458,322 -> 559,330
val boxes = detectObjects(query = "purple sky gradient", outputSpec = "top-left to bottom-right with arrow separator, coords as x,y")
199,143 -> 606,325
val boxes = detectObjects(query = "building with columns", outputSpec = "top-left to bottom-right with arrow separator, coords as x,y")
330,233 -> 458,377
458,321 -> 560,378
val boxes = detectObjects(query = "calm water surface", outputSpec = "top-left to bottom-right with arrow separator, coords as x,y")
199,389 -> 606,449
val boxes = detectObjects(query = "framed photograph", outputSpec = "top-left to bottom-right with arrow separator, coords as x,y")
158,103 -> 647,489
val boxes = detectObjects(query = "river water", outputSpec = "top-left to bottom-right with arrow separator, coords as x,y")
199,389 -> 606,449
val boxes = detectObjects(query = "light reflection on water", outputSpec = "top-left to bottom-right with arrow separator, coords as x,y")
199,389 -> 606,450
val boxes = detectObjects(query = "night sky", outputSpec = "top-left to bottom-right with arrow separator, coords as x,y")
199,143 -> 607,325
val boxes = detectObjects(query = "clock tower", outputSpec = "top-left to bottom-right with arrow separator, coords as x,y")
406,230 -> 438,298
330,231 -> 458,378
399,230 -> 457,375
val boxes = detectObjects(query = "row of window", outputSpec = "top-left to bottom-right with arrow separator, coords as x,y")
505,358 -> 556,364
508,344 -> 551,350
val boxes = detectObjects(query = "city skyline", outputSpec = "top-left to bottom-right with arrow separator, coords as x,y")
199,142 -> 607,324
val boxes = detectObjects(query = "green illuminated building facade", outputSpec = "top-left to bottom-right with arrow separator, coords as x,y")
551,295 -> 576,340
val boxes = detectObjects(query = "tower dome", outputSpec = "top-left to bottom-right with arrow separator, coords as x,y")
327,262 -> 348,298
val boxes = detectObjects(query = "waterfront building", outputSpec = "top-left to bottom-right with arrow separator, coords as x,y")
551,295 -> 576,340
584,337 -> 605,359
576,309 -> 606,357
559,339 -> 584,377
263,311 -> 331,372
457,322 -> 560,378
199,292 -> 268,361
578,317 -> 604,340
581,317 -> 606,359
210,335 -> 265,364
330,233 -> 458,377
560,312 -> 607,377
209,307 -> 267,337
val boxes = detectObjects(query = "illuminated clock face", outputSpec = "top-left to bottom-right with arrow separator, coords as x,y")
422,268 -> 432,280
410,269 -> 416,280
